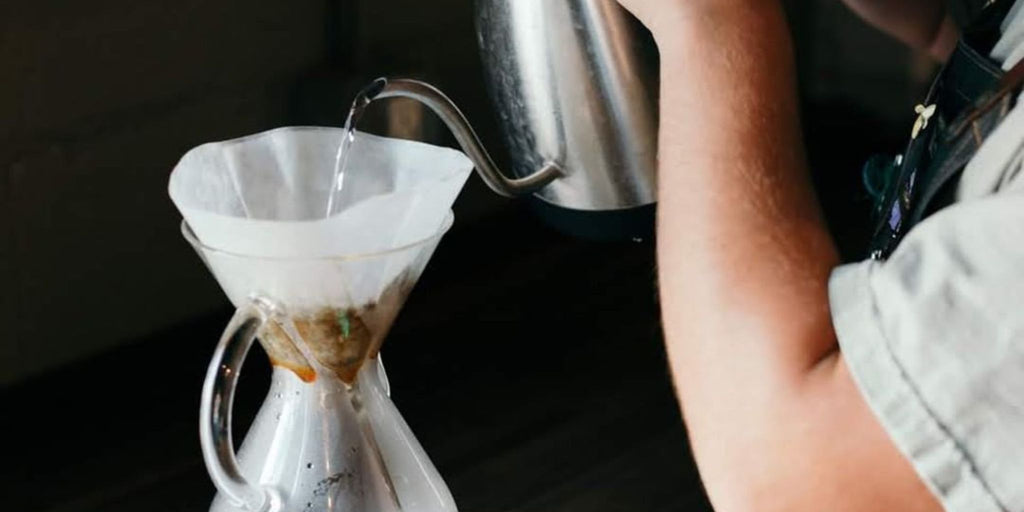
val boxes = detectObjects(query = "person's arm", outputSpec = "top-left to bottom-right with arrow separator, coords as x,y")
616,2 -> 941,511
841,0 -> 959,61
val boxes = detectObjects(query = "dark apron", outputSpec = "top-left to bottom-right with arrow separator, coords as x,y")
863,0 -> 1022,259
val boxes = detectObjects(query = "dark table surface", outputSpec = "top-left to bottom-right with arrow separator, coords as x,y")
2,204 -> 711,512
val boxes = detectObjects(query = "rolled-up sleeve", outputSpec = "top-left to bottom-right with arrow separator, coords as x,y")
830,192 -> 1024,512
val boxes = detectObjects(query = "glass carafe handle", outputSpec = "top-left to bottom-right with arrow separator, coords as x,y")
199,299 -> 281,512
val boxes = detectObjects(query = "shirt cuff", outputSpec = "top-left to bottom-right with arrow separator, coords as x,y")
829,262 -> 1003,512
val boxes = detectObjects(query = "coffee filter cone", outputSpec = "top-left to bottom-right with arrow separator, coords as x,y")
169,127 -> 471,311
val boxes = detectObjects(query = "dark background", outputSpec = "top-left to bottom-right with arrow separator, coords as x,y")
0,1 -> 986,510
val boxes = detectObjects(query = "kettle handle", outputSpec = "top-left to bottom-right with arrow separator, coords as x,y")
367,78 -> 563,197
199,299 -> 281,512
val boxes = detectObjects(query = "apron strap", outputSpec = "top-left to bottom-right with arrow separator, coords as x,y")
950,57 -> 1024,140
864,3 -> 1024,259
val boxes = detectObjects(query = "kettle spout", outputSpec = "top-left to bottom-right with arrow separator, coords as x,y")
366,77 -> 563,198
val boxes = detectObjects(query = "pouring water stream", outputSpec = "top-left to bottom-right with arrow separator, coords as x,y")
325,77 -> 560,219
325,79 -> 388,218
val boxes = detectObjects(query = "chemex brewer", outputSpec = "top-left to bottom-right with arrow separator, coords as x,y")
170,1 -> 658,510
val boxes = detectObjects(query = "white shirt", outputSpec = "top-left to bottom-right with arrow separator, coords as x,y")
829,2 -> 1024,511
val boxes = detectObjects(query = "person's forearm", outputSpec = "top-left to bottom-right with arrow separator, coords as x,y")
842,0 -> 957,60
628,3 -> 942,510
655,3 -> 840,507
657,3 -> 838,374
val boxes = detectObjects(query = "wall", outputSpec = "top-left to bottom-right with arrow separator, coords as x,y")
1,0 -> 337,384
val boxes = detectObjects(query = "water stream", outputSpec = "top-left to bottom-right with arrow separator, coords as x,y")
324,79 -> 387,218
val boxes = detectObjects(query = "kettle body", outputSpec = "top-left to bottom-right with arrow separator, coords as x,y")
353,0 -> 660,239
474,0 -> 660,214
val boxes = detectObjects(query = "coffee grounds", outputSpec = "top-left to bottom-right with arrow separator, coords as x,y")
257,273 -> 416,383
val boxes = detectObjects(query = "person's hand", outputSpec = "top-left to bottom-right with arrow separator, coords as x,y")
615,0 -> 778,44
839,0 -> 957,60
615,0 -> 689,37
613,0 -> 659,27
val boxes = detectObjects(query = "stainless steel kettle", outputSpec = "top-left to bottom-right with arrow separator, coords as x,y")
474,0 -> 659,213
362,0 -> 659,239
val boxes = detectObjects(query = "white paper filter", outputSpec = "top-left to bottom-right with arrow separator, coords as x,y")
169,127 -> 472,310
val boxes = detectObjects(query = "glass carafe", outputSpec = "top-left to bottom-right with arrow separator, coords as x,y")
184,213 -> 456,512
